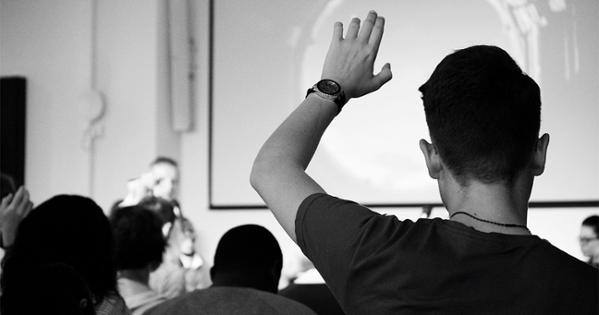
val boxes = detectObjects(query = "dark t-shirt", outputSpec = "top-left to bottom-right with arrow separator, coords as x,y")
296,193 -> 599,315
280,283 -> 345,315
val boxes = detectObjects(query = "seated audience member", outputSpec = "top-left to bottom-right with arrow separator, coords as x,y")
250,11 -> 598,314
111,205 -> 169,314
579,215 -> 599,268
280,260 -> 344,315
145,224 -> 315,315
138,197 -> 209,298
1,194 -> 129,315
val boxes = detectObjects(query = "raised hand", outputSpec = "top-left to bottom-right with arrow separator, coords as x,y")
321,10 -> 392,100
0,186 -> 34,247
121,172 -> 157,206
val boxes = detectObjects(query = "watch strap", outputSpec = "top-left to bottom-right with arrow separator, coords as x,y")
306,81 -> 346,113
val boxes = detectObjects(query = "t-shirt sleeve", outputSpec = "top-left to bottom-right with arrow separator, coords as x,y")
295,193 -> 403,306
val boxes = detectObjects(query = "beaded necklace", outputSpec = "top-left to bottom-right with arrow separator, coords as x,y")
450,211 -> 530,231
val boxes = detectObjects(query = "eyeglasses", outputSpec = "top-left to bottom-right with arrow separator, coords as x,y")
578,237 -> 598,244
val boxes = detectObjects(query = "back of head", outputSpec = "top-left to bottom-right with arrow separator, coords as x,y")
212,224 -> 283,293
1,195 -> 116,306
150,156 -> 178,168
138,196 -> 177,226
110,205 -> 166,271
2,262 -> 96,315
419,45 -> 541,184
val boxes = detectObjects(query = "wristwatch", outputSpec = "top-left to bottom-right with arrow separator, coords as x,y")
306,79 -> 347,113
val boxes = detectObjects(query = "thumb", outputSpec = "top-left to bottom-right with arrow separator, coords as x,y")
372,63 -> 392,90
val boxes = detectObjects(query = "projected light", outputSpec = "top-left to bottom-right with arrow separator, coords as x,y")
298,0 -> 544,202
210,0 -> 598,207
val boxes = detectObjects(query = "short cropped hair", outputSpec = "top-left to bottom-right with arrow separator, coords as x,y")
582,215 -> 599,236
419,45 -> 541,184
212,224 -> 282,275
110,206 -> 166,271
151,156 -> 178,167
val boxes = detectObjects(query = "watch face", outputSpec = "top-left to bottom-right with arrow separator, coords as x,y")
317,79 -> 341,95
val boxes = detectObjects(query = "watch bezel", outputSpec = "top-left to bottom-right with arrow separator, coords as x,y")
316,79 -> 341,95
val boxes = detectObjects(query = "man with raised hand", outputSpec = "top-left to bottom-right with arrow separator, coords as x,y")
251,10 -> 597,315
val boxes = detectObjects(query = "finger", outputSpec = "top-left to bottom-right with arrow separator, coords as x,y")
345,17 -> 360,39
371,63 -> 393,90
11,186 -> 25,206
1,193 -> 13,207
358,11 -> 377,42
368,16 -> 385,51
16,190 -> 30,214
22,201 -> 34,217
332,21 -> 343,41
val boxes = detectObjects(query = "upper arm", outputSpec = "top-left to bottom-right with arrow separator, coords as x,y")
250,159 -> 324,242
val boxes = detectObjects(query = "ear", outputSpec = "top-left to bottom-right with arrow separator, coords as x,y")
531,133 -> 550,176
419,139 -> 442,179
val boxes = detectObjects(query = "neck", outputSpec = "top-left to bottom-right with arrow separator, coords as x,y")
212,272 -> 277,294
442,173 -> 532,235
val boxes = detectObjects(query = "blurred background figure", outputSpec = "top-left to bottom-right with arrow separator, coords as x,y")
579,215 -> 599,268
146,224 -> 315,315
111,156 -> 209,299
149,157 -> 179,202
116,157 -> 180,210
1,194 -> 129,315
111,205 -> 169,314
138,197 -> 209,298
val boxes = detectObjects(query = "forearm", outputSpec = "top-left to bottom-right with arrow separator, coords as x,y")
250,11 -> 391,241
250,95 -> 338,240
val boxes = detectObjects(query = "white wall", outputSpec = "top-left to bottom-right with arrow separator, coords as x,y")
0,0 -> 179,209
1,0 -> 596,279
1,0 -> 92,199
179,0 -> 306,276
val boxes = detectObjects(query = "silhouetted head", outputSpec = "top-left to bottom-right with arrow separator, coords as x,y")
1,195 -> 117,310
211,224 -> 283,293
419,45 -> 545,187
138,196 -> 177,237
110,205 -> 166,272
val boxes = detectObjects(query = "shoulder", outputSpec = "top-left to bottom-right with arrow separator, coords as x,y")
296,193 -> 391,230
146,287 -> 315,315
